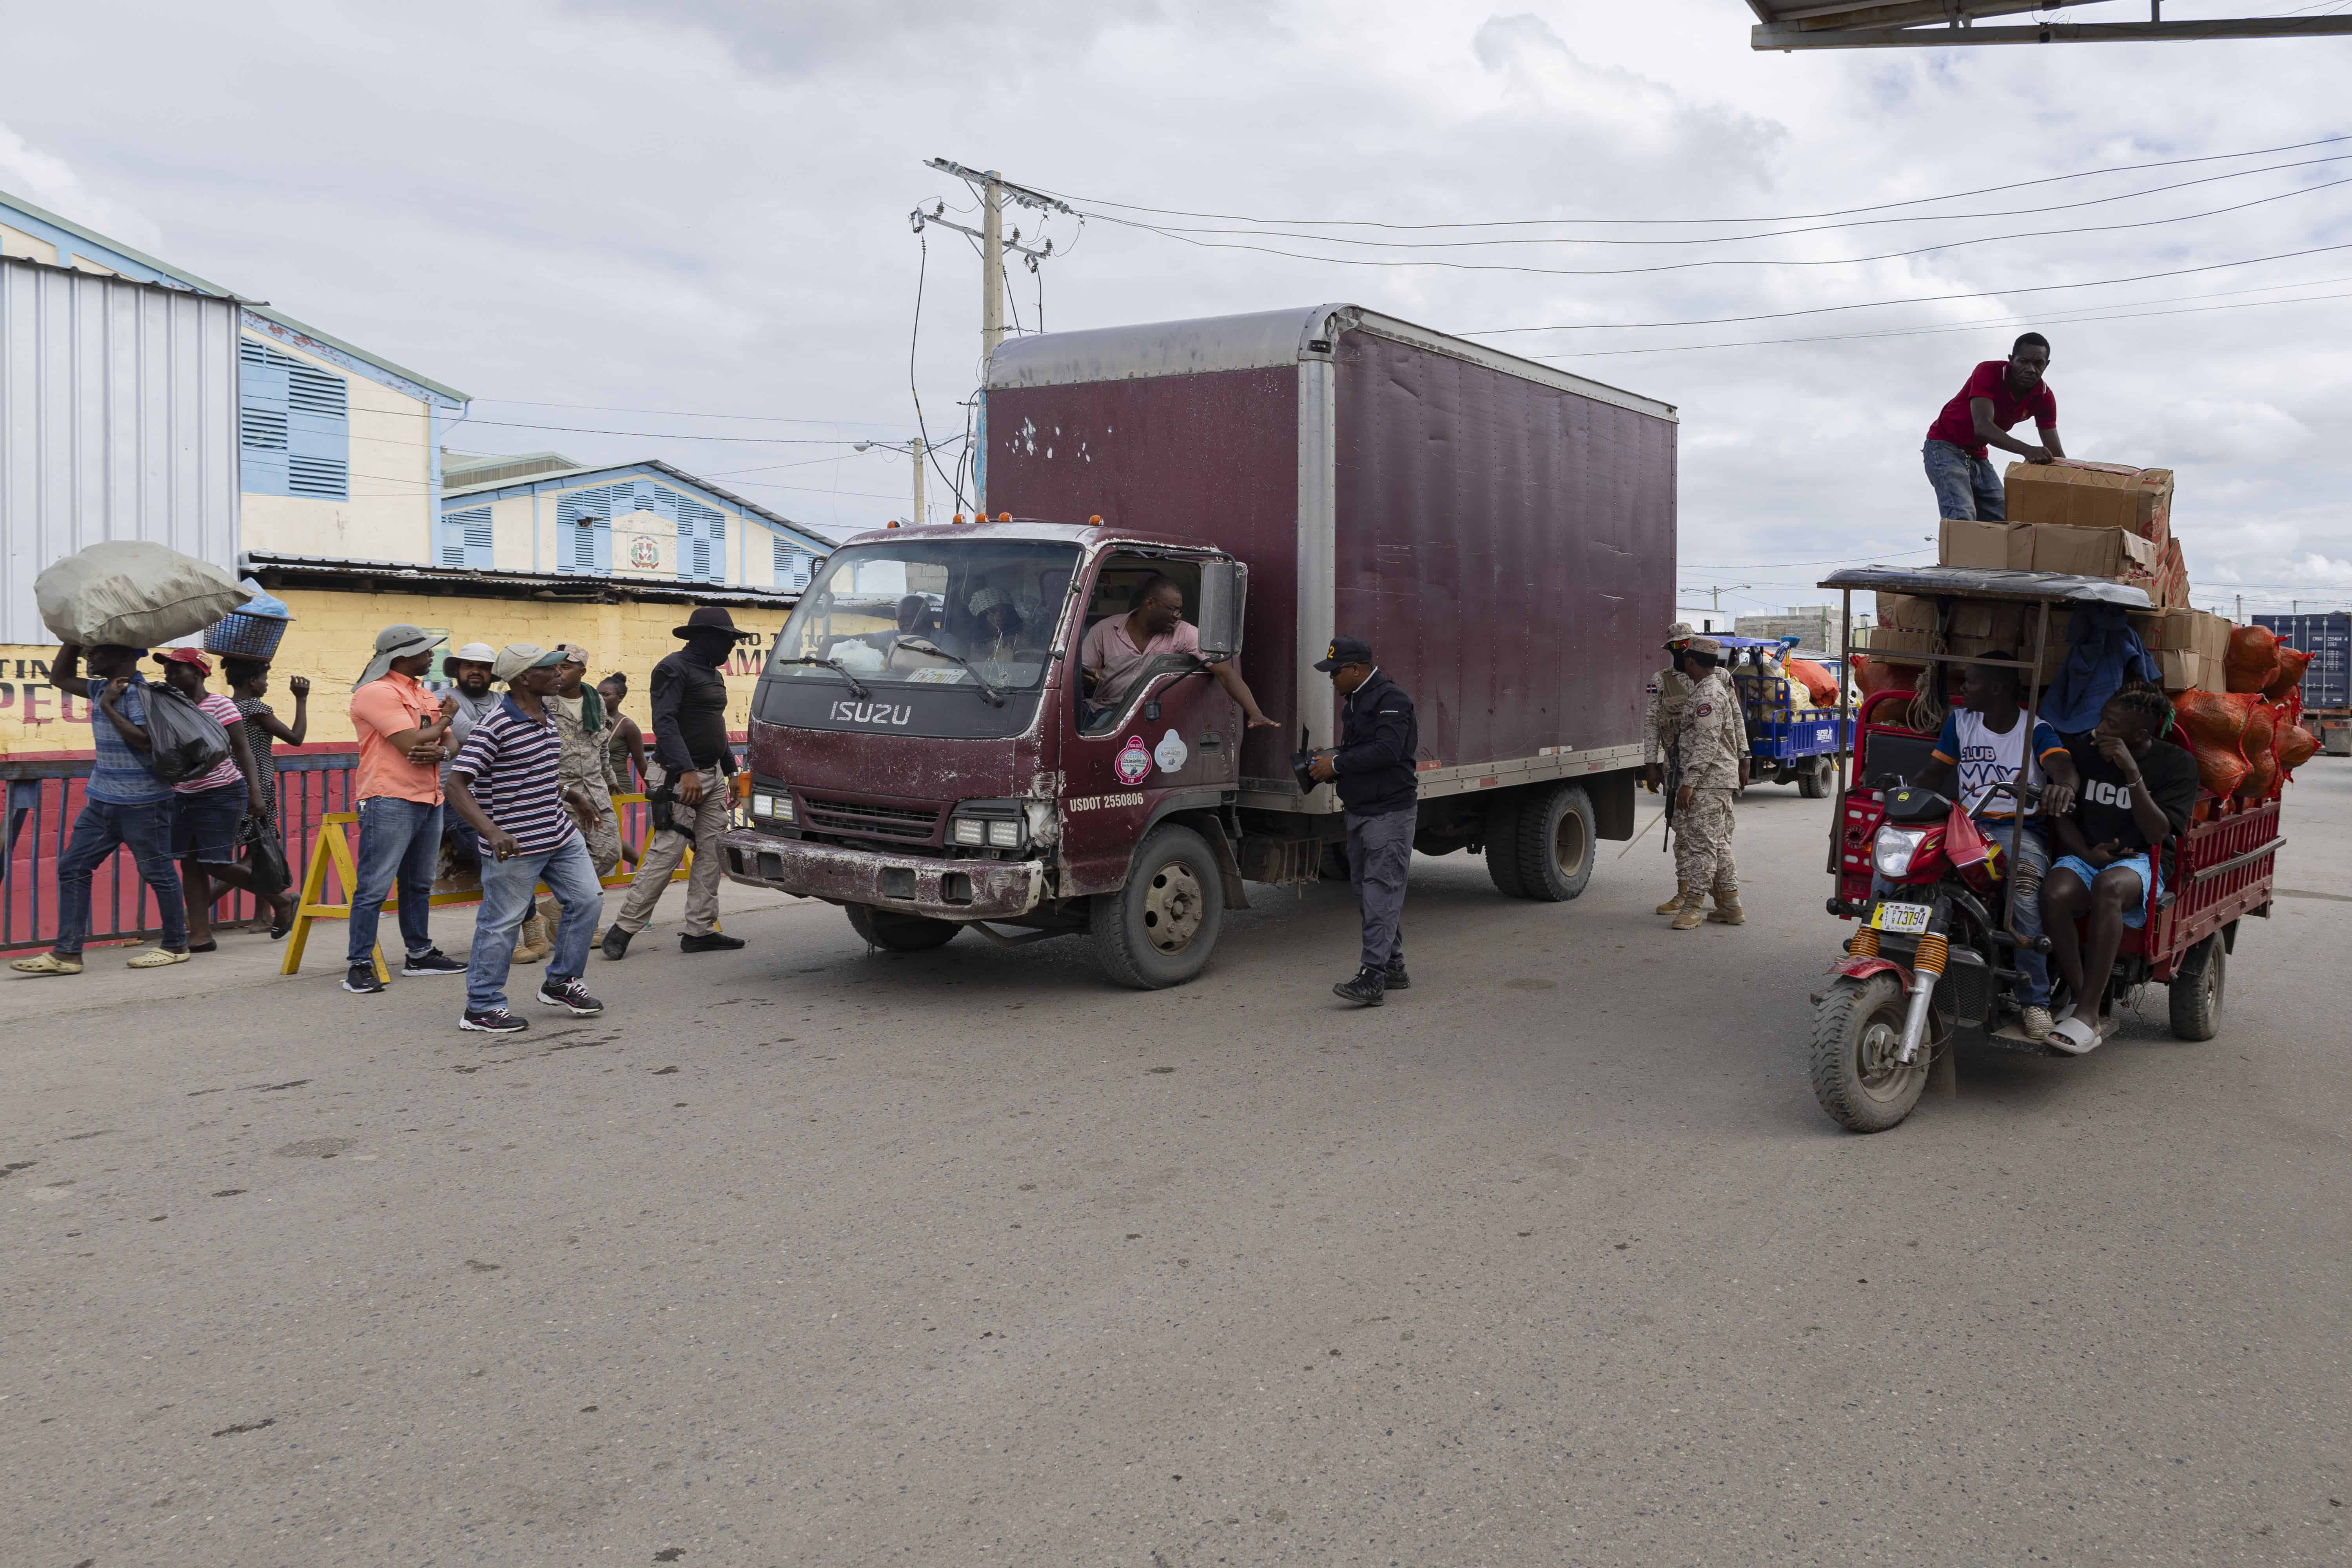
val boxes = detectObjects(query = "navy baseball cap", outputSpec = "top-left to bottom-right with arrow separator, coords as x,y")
1313,635 -> 1374,671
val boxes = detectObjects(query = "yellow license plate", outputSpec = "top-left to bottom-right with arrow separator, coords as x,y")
1871,902 -> 1933,935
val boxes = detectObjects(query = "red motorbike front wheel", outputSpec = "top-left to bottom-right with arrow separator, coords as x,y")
1809,973 -> 1927,1133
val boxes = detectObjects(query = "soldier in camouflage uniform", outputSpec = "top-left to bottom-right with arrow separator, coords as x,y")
1667,636 -> 1749,931
1643,621 -> 1700,913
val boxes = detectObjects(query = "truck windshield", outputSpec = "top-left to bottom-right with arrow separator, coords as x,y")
770,540 -> 1079,693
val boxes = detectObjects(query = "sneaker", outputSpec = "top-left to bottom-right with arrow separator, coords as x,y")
401,948 -> 465,977
601,927 -> 633,961
459,1008 -> 529,1035
1333,967 -> 1387,1007
680,931 -> 746,953
2020,1005 -> 2054,1042
1383,962 -> 1411,991
539,978 -> 605,1016
343,964 -> 386,995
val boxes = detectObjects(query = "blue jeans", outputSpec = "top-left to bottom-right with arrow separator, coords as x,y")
56,797 -> 189,956
1924,439 -> 2005,521
1986,818 -> 2051,1007
350,796 -> 443,965
465,837 -> 601,1013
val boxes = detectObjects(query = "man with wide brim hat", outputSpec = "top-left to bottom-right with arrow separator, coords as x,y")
1643,620 -> 1704,915
604,606 -> 756,960
341,624 -> 466,994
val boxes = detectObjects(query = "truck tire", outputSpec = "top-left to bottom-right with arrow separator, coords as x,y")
846,904 -> 960,952
1798,757 -> 1834,799
2167,933 -> 2226,1041
1484,793 -> 1528,897
1809,973 -> 1926,1133
1503,782 -> 1595,902
1091,824 -> 1225,989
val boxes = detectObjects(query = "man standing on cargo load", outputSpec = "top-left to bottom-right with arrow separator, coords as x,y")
1923,332 -> 2065,522
1307,637 -> 1418,1007
1666,637 -> 1749,932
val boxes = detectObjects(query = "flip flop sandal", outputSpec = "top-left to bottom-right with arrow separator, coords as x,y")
2047,1016 -> 2100,1056
9,953 -> 82,976
126,948 -> 192,969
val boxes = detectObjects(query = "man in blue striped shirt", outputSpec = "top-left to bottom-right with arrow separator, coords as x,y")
445,644 -> 605,1033
11,644 -> 192,976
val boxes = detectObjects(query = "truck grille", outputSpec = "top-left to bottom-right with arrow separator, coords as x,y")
798,793 -> 946,845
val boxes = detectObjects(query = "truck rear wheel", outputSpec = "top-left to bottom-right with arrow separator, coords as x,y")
1500,783 -> 1595,902
2167,933 -> 2225,1041
1798,757 -> 1834,799
846,904 -> 960,952
1484,794 -> 1528,897
1091,824 -> 1225,989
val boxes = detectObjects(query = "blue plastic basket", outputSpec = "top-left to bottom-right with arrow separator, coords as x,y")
202,611 -> 290,659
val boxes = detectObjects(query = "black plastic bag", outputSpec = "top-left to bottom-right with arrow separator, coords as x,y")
142,686 -> 232,784
239,816 -> 290,899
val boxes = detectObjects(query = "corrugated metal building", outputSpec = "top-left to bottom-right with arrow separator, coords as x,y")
0,256 -> 241,642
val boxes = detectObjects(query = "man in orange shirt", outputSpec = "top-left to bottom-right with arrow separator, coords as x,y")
343,624 -> 465,995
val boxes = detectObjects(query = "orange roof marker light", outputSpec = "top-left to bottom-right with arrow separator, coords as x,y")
998,512 -> 1012,522
1088,514 -> 1103,525
952,513 -> 966,524
884,519 -> 900,528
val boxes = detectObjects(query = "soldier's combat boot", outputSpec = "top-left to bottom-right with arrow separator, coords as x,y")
1707,889 -> 1745,926
1669,890 -> 1707,931
1654,882 -> 1690,916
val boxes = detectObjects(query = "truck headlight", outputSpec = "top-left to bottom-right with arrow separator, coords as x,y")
752,791 -> 793,824
953,817 -> 987,846
986,818 -> 1022,849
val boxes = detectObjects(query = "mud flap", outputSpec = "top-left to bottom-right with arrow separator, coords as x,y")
1204,823 -> 1252,911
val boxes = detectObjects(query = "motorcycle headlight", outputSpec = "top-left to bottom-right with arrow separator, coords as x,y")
1873,824 -> 1931,879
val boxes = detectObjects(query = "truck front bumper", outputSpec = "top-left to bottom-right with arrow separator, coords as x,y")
718,829 -> 1048,921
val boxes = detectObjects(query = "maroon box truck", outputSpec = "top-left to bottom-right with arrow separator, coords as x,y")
718,304 -> 1677,986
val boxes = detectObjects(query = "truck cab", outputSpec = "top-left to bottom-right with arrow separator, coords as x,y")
719,519 -> 1255,987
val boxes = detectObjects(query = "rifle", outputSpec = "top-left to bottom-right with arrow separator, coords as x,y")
1660,753 -> 1682,854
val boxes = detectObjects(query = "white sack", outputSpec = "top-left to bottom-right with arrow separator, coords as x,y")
34,541 -> 247,649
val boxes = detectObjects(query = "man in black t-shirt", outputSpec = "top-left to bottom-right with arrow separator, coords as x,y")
2042,684 -> 2201,1051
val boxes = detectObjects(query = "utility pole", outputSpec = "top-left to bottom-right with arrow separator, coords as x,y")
1693,583 -> 1752,615
980,172 -> 1005,362
2237,593 -> 2245,622
914,160 -> 1077,517
911,436 -> 926,527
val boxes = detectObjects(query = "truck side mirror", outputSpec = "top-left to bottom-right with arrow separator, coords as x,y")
1198,559 -> 1245,662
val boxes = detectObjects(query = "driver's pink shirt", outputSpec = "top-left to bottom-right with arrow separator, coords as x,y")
1081,616 -> 1200,704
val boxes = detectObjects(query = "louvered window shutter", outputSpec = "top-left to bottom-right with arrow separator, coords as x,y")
675,498 -> 724,583
559,485 -> 615,575
285,365 -> 350,500
441,506 -> 493,569
773,537 -> 811,591
238,339 -> 291,497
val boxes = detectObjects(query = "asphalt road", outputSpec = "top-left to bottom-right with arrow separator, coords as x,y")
6,766 -> 2349,1567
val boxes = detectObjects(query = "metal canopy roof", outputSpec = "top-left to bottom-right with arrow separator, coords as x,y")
1749,1 -> 2352,49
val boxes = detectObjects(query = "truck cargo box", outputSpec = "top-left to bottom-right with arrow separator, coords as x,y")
981,305 -> 1679,804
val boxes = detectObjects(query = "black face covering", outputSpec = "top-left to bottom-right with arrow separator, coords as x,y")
684,630 -> 738,666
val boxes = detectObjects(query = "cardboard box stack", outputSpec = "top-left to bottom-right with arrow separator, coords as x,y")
1914,458 -> 2227,689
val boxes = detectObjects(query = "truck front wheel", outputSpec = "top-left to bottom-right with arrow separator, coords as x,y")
846,904 -> 960,952
1091,824 -> 1226,989
1501,783 -> 1596,902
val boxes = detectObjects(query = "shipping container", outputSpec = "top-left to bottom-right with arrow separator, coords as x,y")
2255,611 -> 2351,710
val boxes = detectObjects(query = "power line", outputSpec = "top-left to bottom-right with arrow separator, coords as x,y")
1076,174 -> 2352,280
1031,131 -> 2352,229
1532,278 -> 2352,359
467,399 -> 905,428
1110,153 -> 2352,251
1464,237 -> 2352,335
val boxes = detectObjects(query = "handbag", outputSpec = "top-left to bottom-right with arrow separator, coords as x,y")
238,815 -> 291,899
142,686 -> 233,784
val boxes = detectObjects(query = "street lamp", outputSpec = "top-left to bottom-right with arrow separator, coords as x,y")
855,438 -> 928,526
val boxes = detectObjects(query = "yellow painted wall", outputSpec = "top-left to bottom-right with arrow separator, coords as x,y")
236,333 -> 439,563
0,584 -> 789,757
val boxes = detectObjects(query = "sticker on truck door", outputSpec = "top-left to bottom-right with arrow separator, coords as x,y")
1116,734 -> 1153,784
1154,728 -> 1189,772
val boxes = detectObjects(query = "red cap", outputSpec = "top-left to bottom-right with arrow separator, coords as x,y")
153,648 -> 213,675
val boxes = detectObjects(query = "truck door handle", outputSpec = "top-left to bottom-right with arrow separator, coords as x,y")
1199,732 -> 1223,749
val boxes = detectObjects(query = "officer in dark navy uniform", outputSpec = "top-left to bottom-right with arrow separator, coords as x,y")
1306,636 -> 1419,1006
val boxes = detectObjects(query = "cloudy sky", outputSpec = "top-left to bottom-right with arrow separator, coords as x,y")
6,0 -> 2350,619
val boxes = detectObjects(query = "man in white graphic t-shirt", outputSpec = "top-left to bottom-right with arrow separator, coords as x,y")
1898,657 -> 2082,1041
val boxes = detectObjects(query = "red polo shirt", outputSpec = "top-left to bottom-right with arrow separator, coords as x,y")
1926,360 -> 2056,459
